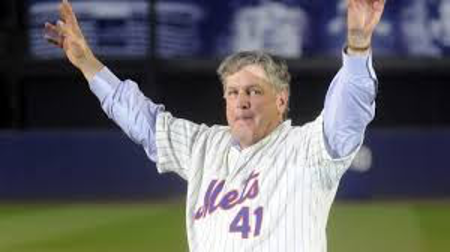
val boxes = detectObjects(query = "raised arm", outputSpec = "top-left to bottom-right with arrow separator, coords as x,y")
44,0 -> 103,81
323,0 -> 385,158
44,0 -> 163,162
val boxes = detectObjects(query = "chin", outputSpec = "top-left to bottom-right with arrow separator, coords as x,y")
232,128 -> 257,145
232,127 -> 251,138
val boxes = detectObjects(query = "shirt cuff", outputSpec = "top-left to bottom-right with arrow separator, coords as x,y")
88,67 -> 121,101
342,51 -> 377,80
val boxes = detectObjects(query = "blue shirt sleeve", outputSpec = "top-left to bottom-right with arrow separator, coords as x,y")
323,51 -> 377,158
88,67 -> 164,162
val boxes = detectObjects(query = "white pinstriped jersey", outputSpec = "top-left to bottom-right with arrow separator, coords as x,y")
88,52 -> 376,252
156,112 -> 358,252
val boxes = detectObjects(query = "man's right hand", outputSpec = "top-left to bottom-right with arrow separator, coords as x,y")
44,0 -> 103,81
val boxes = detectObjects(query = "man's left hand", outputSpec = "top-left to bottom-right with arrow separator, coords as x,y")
347,0 -> 385,53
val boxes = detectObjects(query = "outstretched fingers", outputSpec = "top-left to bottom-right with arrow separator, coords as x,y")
372,0 -> 385,10
59,0 -> 80,30
367,0 -> 385,30
348,0 -> 363,11
44,22 -> 63,48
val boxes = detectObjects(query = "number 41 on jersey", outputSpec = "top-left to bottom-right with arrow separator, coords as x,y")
229,206 -> 263,239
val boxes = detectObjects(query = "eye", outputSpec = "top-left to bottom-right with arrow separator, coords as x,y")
226,90 -> 238,97
249,88 -> 262,96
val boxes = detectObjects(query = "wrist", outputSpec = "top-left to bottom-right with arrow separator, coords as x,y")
346,44 -> 371,55
78,53 -> 104,82
347,28 -> 372,54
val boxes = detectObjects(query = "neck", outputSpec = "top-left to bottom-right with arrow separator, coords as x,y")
234,120 -> 284,150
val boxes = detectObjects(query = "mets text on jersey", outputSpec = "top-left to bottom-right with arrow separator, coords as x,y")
194,170 -> 260,219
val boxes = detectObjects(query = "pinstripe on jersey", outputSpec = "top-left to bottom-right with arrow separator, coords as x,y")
88,52 -> 376,252
156,112 -> 358,252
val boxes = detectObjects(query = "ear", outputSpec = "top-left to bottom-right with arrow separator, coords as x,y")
276,90 -> 289,116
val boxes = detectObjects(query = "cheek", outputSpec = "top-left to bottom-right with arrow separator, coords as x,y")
225,102 -> 235,123
254,99 -> 277,116
254,103 -> 280,126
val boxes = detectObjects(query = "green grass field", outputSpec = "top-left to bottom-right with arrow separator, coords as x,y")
0,201 -> 448,252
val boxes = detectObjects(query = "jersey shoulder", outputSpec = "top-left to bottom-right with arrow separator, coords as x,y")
284,113 -> 324,143
194,124 -> 232,150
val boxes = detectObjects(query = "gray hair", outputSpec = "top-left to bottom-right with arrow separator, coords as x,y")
217,50 -> 291,118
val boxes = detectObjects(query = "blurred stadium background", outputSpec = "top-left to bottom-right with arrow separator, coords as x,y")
1,0 -> 450,251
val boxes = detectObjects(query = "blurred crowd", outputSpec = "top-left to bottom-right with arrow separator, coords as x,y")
27,0 -> 450,59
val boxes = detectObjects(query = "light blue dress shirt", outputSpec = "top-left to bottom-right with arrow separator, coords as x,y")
88,52 -> 377,161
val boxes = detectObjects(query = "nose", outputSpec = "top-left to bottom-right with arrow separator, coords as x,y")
236,91 -> 250,109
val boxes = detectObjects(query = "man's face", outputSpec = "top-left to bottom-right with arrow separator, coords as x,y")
224,64 -> 288,149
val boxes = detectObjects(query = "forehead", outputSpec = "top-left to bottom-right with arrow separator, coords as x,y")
225,64 -> 270,88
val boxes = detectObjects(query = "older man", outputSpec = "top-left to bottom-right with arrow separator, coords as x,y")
45,0 -> 385,251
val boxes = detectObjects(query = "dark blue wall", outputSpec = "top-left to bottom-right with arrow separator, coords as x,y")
339,129 -> 450,199
0,131 -> 185,200
1,129 -> 449,200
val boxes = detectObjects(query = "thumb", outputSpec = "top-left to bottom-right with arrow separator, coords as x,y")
368,0 -> 385,30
